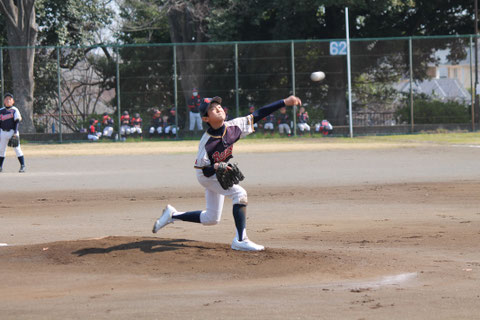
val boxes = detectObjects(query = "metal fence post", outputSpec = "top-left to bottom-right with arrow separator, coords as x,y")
291,40 -> 297,136
0,47 -> 4,106
409,37 -> 414,133
345,8 -> 353,138
115,46 -> 121,141
476,0 -> 479,127
173,45 -> 178,140
235,42 -> 239,118
470,36 -> 475,131
56,47 -> 63,143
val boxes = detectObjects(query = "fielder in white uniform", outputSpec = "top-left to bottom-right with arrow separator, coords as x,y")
152,94 -> 302,251
0,93 -> 26,173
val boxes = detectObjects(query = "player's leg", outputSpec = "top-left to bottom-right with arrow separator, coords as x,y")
13,134 -> 25,172
0,130 -> 9,171
189,111 -> 195,131
286,125 -> 292,135
198,173 -> 263,250
195,113 -> 202,131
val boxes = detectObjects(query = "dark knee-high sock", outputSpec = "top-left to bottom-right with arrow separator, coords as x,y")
172,210 -> 202,223
233,204 -> 247,241
18,156 -> 25,166
0,156 -> 4,167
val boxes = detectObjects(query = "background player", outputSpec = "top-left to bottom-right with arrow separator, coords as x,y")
297,106 -> 311,134
131,112 -> 143,138
277,106 -> 292,136
164,107 -> 178,137
315,119 -> 333,136
152,94 -> 302,251
188,88 -> 202,132
263,113 -> 275,135
0,93 -> 26,173
101,112 -> 115,139
87,119 -> 102,141
120,111 -> 131,141
149,109 -> 163,138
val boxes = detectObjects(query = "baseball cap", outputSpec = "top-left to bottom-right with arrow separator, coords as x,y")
4,92 -> 13,99
199,96 -> 222,116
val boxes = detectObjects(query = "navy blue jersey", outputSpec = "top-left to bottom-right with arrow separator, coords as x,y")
193,99 -> 285,177
298,112 -> 309,123
188,95 -> 202,113
278,113 -> 289,124
0,106 -> 22,132
264,114 -> 275,123
194,115 -> 254,176
151,116 -> 162,127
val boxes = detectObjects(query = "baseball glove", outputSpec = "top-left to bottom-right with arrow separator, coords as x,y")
216,162 -> 245,190
8,135 -> 19,148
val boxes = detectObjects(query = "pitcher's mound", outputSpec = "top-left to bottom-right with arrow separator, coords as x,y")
1,236 -> 335,280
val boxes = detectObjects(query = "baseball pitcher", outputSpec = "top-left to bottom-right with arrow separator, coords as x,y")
152,94 -> 302,251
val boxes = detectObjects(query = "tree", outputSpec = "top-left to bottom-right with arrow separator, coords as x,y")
117,0 -> 212,119
114,0 -> 475,126
0,0 -> 38,132
205,0 -> 474,124
115,0 -> 173,117
0,0 -> 115,132
33,0 -> 115,132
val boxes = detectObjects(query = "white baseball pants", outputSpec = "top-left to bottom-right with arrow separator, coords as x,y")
297,123 -> 311,132
189,112 -> 202,131
278,123 -> 291,134
0,129 -> 23,157
103,126 -> 114,137
195,169 -> 248,225
149,126 -> 163,134
264,122 -> 274,130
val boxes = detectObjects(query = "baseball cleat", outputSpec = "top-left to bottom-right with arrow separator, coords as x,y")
231,237 -> 265,251
152,204 -> 176,233
19,165 -> 25,173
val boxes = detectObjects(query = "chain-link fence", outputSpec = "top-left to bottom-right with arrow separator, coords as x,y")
0,35 -> 477,141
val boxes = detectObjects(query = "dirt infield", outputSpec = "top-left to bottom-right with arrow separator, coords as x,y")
1,141 -> 480,319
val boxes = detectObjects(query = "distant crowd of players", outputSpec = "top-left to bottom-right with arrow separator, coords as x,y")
87,88 -> 333,141
87,107 -> 179,141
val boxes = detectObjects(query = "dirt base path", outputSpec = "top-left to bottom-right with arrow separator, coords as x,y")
1,144 -> 480,319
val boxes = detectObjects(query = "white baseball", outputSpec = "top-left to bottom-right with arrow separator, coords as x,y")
310,71 -> 325,82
